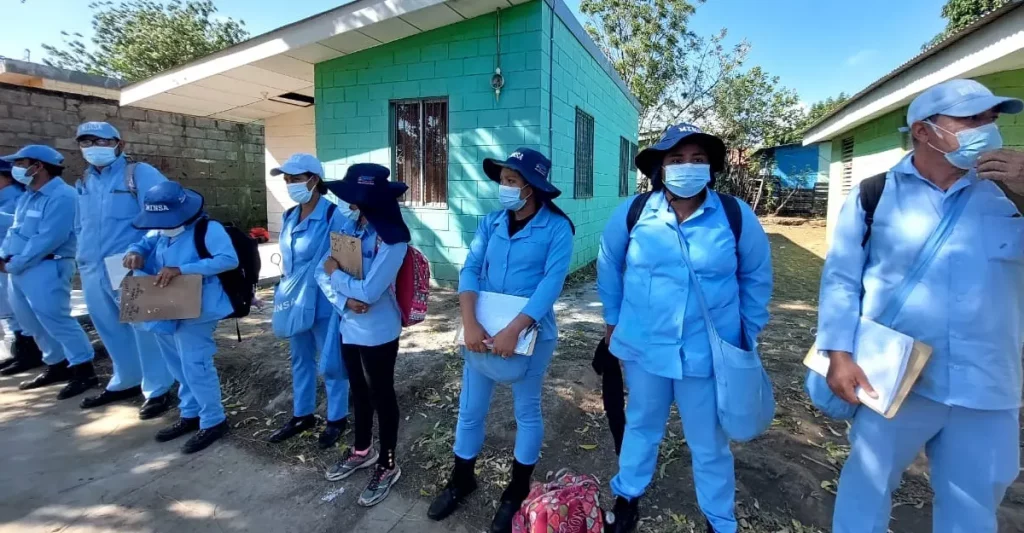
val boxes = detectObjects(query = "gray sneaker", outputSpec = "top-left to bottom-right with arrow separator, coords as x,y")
325,448 -> 378,482
358,464 -> 402,507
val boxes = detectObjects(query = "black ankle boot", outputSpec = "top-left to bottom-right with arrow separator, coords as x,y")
604,496 -> 640,533
318,417 -> 347,450
18,360 -> 70,390
490,459 -> 535,533
427,455 -> 478,521
267,415 -> 315,443
2,333 -> 44,376
59,362 -> 100,400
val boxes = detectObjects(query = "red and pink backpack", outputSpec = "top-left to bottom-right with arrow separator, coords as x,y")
512,470 -> 604,533
394,245 -> 429,327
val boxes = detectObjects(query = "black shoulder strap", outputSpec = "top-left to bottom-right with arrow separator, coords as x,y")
194,217 -> 211,259
326,202 -> 337,220
124,162 -> 138,198
858,173 -> 888,248
625,191 -> 655,234
718,193 -> 743,247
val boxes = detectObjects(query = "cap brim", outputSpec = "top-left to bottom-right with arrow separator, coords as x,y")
132,193 -> 204,230
270,162 -> 309,176
943,95 -> 1024,118
324,179 -> 408,205
75,133 -> 119,141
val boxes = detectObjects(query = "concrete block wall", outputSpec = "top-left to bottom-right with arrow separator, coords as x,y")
0,83 -> 267,229
540,2 -> 640,271
314,3 -> 544,284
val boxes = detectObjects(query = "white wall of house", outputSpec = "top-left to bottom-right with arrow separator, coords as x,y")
264,106 -> 316,236
816,143 -> 831,183
824,144 -> 907,246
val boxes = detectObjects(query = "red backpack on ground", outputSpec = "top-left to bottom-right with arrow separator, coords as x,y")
512,470 -> 604,533
394,245 -> 429,327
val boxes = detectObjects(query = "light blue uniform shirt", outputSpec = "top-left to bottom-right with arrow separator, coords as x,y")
280,198 -> 335,321
128,218 -> 239,326
818,153 -> 1024,411
458,205 -> 575,342
1,178 -> 78,275
0,185 -> 24,243
597,191 -> 773,380
75,156 -> 167,266
324,220 -> 406,347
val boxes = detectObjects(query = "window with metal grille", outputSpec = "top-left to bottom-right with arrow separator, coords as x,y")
840,136 -> 855,195
574,108 -> 595,199
618,137 -> 638,196
391,98 -> 449,206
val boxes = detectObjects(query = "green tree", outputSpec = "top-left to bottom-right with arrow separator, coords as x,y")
706,66 -> 803,155
580,0 -> 748,140
925,0 -> 1012,49
43,0 -> 248,81
800,92 -> 849,130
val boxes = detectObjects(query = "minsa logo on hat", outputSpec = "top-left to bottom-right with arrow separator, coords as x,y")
177,193 -> 187,204
509,151 -> 524,160
81,123 -> 102,131
956,85 -> 982,96
674,124 -> 700,133
145,203 -> 170,212
358,176 -> 375,185
535,163 -> 548,177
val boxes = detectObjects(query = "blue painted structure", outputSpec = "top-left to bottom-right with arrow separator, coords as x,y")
757,143 -> 823,189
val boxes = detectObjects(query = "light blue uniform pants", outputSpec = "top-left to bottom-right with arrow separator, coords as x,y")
153,320 -> 225,430
611,362 -> 736,533
81,265 -> 174,396
8,260 -> 93,366
0,271 -> 21,337
290,317 -> 349,421
833,393 -> 1019,533
454,339 -> 556,465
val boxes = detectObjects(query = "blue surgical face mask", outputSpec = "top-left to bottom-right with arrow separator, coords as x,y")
160,226 -> 185,239
342,203 -> 361,221
499,184 -> 530,212
663,163 -> 711,198
926,121 -> 1003,170
82,146 -> 118,167
10,165 -> 34,186
287,181 -> 313,204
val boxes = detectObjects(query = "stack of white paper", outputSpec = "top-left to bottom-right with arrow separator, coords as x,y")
455,291 -> 538,356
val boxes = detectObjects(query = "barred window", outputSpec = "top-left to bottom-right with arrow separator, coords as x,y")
618,137 -> 638,196
391,98 -> 448,206
574,107 -> 595,199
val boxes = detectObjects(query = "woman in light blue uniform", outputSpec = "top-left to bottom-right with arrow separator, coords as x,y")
428,148 -> 575,533
0,160 -> 42,376
320,164 -> 409,508
124,181 -> 238,454
597,125 -> 773,533
266,153 -> 350,449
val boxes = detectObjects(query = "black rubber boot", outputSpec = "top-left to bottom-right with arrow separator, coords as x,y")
427,455 -> 478,521
59,362 -> 100,400
604,496 -> 640,533
18,360 -> 70,390
2,333 -> 44,376
490,460 -> 535,533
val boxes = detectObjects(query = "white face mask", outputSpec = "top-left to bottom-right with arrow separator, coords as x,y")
342,204 -> 361,221
160,226 -> 185,238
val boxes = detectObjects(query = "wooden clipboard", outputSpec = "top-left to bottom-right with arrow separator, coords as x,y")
330,232 -> 363,280
118,274 -> 203,323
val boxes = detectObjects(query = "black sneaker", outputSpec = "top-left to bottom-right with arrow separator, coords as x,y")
80,385 -> 142,408
139,392 -> 175,420
604,496 -> 640,533
18,361 -> 70,390
58,362 -> 99,400
182,421 -> 228,454
267,415 -> 315,444
156,417 -> 201,443
318,418 -> 347,450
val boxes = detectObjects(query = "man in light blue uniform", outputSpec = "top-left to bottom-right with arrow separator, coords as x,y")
819,80 -> 1024,533
0,145 -> 98,398
74,122 -> 175,419
598,125 -> 773,533
0,160 -> 43,376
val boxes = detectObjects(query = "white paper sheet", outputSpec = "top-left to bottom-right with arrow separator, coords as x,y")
455,291 -> 537,355
105,254 -> 130,290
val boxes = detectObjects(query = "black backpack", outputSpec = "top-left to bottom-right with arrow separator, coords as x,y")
194,217 -> 261,323
625,190 -> 744,254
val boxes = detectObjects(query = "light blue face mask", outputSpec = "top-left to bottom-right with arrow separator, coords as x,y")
926,121 -> 1003,170
10,165 -> 34,186
286,181 -> 313,204
663,163 -> 711,198
341,203 -> 361,221
160,226 -> 185,239
82,146 -> 118,167
498,184 -> 530,212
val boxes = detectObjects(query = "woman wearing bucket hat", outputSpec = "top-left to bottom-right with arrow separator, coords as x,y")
319,163 -> 410,508
123,181 -> 238,454
427,147 -> 575,533
265,153 -> 351,450
596,124 -> 773,533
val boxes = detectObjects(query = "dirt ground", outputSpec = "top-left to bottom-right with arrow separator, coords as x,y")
184,220 -> 1023,533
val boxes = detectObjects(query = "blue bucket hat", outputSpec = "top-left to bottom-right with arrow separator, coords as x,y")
483,147 -> 560,199
635,124 -> 726,179
76,121 -> 121,141
270,153 -> 324,177
324,164 -> 410,245
906,79 -> 1024,128
133,181 -> 204,230
1,145 -> 65,167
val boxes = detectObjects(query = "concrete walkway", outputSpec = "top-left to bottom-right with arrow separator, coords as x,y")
0,370 -> 467,533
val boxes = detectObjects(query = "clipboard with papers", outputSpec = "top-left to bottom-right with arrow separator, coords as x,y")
454,291 -> 538,356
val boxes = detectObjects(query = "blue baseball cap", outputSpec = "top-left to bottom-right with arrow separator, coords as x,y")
1,145 -> 65,167
483,147 -> 561,198
76,121 -> 121,141
906,79 -> 1023,127
133,181 -> 205,230
635,123 -> 726,177
270,153 -> 324,177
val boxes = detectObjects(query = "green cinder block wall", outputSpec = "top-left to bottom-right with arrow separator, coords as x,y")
314,0 -> 639,284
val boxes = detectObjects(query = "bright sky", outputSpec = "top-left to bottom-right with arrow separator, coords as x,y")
0,0 -> 947,104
